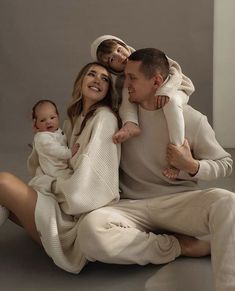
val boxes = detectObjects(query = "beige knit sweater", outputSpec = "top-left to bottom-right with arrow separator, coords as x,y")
31,107 -> 120,273
120,105 -> 233,199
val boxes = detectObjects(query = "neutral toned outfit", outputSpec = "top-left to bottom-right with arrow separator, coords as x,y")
28,107 -> 120,273
28,128 -> 72,194
77,105 -> 235,291
90,34 -> 195,146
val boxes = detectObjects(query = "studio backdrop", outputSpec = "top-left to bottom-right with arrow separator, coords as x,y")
0,0 -> 213,149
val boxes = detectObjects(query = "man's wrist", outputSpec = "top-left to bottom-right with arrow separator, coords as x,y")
188,160 -> 200,176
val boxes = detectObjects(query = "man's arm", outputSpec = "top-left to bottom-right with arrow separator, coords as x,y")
166,139 -> 200,176
166,115 -> 233,180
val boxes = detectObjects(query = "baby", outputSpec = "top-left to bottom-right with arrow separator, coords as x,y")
27,99 -> 79,194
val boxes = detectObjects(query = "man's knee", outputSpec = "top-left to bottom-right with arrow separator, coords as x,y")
209,188 -> 235,224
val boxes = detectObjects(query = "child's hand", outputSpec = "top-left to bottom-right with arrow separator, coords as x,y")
112,122 -> 141,144
154,95 -> 169,109
71,143 -> 80,157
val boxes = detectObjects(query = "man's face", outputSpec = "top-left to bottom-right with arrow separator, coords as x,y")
124,60 -> 157,107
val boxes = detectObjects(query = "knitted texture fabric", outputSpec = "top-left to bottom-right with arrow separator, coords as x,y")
29,107 -> 121,273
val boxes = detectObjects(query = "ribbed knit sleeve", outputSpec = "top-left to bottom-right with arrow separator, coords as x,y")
190,115 -> 233,180
56,108 -> 121,215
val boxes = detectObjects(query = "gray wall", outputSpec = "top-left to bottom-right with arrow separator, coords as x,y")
0,0 -> 213,148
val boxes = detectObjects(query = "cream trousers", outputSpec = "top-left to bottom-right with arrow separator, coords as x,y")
163,91 -> 189,146
78,188 -> 235,291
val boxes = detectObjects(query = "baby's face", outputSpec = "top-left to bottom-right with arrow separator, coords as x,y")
103,44 -> 130,73
35,103 -> 59,132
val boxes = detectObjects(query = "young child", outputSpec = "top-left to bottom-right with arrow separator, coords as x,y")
90,35 -> 195,179
27,99 -> 79,195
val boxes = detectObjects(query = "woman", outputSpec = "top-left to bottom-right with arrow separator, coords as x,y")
0,62 -> 121,273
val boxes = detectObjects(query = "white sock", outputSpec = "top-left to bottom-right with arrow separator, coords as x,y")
0,205 -> 9,226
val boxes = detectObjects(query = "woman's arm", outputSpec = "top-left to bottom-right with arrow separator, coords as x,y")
56,109 -> 121,215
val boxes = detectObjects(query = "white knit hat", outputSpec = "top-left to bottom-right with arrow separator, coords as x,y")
90,34 -> 135,61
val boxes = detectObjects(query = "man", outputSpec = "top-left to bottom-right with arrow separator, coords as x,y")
78,48 -> 235,291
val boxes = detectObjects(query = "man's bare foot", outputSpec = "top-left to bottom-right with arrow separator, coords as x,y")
112,122 -> 141,144
175,234 -> 211,257
162,166 -> 180,179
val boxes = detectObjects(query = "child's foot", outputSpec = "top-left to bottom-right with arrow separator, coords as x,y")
112,122 -> 141,144
162,166 -> 180,179
0,205 -> 9,227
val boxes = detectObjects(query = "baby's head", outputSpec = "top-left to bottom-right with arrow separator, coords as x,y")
32,100 -> 59,132
91,35 -> 133,74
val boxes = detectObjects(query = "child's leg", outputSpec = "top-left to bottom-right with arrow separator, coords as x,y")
162,93 -> 185,179
0,172 -> 41,244
163,98 -> 185,146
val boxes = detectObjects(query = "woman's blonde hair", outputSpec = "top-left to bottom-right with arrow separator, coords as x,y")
67,62 -> 120,134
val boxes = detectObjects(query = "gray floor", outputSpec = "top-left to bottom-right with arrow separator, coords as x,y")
0,146 -> 234,291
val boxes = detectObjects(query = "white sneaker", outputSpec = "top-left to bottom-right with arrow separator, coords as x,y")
0,205 -> 9,226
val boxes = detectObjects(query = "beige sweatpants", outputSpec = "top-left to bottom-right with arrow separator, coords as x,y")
78,188 -> 235,291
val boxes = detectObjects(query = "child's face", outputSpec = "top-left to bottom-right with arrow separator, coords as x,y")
34,103 -> 59,132
103,44 -> 130,73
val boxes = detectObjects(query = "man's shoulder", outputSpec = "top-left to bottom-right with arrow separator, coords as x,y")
183,105 -> 205,123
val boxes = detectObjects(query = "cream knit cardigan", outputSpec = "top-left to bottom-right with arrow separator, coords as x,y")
29,107 -> 120,273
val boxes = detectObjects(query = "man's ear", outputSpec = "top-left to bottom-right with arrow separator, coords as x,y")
153,73 -> 164,89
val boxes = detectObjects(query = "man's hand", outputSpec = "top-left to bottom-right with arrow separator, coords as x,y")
154,95 -> 170,109
166,139 -> 199,176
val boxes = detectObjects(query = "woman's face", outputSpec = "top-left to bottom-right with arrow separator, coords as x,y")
81,65 -> 110,107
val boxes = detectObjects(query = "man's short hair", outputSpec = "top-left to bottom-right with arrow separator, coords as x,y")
128,48 -> 169,80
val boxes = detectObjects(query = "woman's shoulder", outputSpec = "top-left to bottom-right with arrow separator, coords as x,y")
92,107 -> 118,130
95,107 -> 117,120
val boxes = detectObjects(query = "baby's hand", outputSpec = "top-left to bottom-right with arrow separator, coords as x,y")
71,143 -> 80,157
154,95 -> 169,109
112,122 -> 141,144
